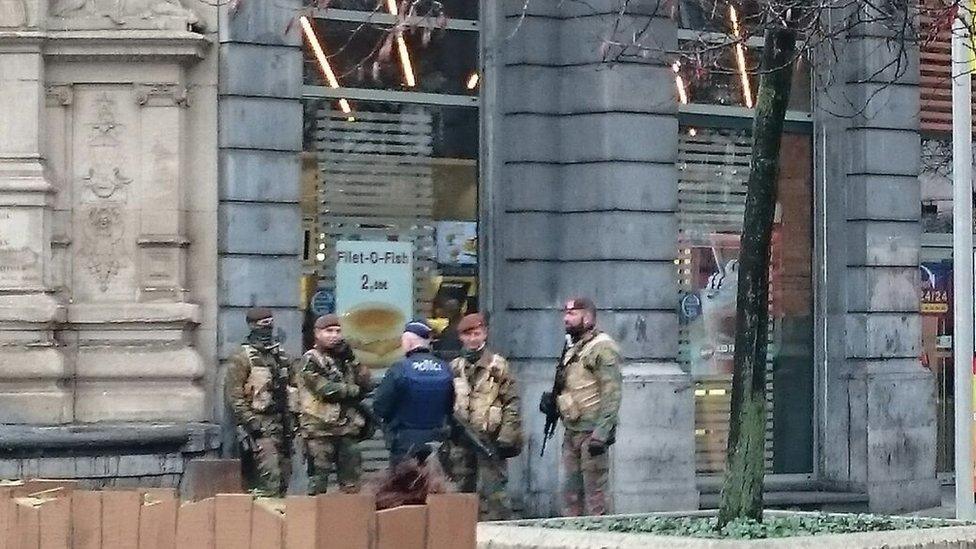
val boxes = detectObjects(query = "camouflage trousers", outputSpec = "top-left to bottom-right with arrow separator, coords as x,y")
440,440 -> 512,521
304,435 -> 363,495
241,417 -> 291,497
561,430 -> 611,516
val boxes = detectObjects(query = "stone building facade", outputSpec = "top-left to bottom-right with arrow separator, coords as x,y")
0,0 -> 941,514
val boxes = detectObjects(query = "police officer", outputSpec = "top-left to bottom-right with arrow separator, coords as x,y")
444,313 -> 522,520
549,297 -> 622,516
224,307 -> 294,497
373,320 -> 454,466
296,314 -> 374,495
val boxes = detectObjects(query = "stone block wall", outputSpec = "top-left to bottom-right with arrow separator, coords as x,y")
486,0 -> 697,515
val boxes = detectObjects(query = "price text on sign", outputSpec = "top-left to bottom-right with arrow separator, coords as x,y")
361,275 -> 388,291
335,241 -> 413,320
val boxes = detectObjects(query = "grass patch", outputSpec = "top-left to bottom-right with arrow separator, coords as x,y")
524,513 -> 962,540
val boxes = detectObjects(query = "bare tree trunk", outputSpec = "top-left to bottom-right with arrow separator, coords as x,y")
717,26 -> 797,528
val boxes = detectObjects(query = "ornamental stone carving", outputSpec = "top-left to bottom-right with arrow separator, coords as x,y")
81,205 -> 125,292
134,83 -> 187,107
89,93 -> 123,147
83,166 -> 131,199
45,84 -> 74,107
50,0 -> 199,30
0,0 -> 27,28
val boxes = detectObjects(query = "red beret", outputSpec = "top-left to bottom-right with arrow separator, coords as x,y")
245,307 -> 273,323
564,297 -> 596,314
457,313 -> 486,333
314,314 -> 340,329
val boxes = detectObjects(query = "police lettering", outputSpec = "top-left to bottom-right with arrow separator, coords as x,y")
412,359 -> 443,372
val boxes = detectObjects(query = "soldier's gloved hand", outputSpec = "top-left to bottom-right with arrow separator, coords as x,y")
246,418 -> 264,439
345,383 -> 361,399
587,438 -> 607,457
411,443 -> 434,463
498,444 -> 521,459
539,391 -> 556,415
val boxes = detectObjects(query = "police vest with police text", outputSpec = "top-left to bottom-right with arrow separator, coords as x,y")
397,351 -> 453,430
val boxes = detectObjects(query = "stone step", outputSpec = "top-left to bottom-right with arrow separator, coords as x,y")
699,490 -> 870,511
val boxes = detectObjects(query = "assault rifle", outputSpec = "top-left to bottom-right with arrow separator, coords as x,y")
272,362 -> 294,442
353,400 -> 380,441
539,335 -> 572,457
449,416 -> 500,460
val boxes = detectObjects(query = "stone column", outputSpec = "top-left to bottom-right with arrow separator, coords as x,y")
0,2 -> 70,424
216,0 -> 303,360
216,0 -> 303,459
489,0 -> 697,515
820,20 -> 940,512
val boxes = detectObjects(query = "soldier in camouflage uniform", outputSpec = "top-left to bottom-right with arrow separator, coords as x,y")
553,298 -> 622,516
443,313 -> 522,521
225,307 -> 294,497
296,314 -> 374,495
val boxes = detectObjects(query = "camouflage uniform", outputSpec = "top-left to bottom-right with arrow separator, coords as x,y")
225,341 -> 294,497
444,349 -> 522,520
296,346 -> 373,495
556,330 -> 622,516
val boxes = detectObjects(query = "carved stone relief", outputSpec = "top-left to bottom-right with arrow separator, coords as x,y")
50,0 -> 199,30
45,84 -> 74,108
134,83 -> 187,108
89,93 -> 122,147
81,205 -> 125,292
0,208 -> 42,288
83,166 -> 131,199
0,0 -> 27,28
75,91 -> 132,293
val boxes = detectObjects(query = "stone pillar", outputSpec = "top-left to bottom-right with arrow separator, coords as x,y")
215,0 -> 303,452
216,0 -> 303,360
820,21 -> 940,512
0,2 -> 70,424
488,0 -> 697,515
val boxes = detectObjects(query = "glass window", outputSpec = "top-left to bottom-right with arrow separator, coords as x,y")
673,0 -> 762,34
318,0 -> 477,20
921,138 -> 952,233
301,0 -> 481,376
919,137 -> 955,474
305,101 -> 478,366
674,40 -> 811,111
677,126 -> 814,475
304,18 -> 479,95
919,256 -> 953,473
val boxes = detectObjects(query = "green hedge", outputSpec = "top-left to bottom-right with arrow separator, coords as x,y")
523,514 -> 960,540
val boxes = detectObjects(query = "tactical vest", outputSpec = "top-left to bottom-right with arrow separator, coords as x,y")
397,352 -> 453,430
296,349 -> 344,427
243,345 -> 288,414
451,352 -> 506,436
557,333 -> 617,424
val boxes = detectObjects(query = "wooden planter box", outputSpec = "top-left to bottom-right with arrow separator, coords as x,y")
0,479 -> 476,549
477,510 -> 976,549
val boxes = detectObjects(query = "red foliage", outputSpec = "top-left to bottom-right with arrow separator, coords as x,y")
365,453 -> 454,511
